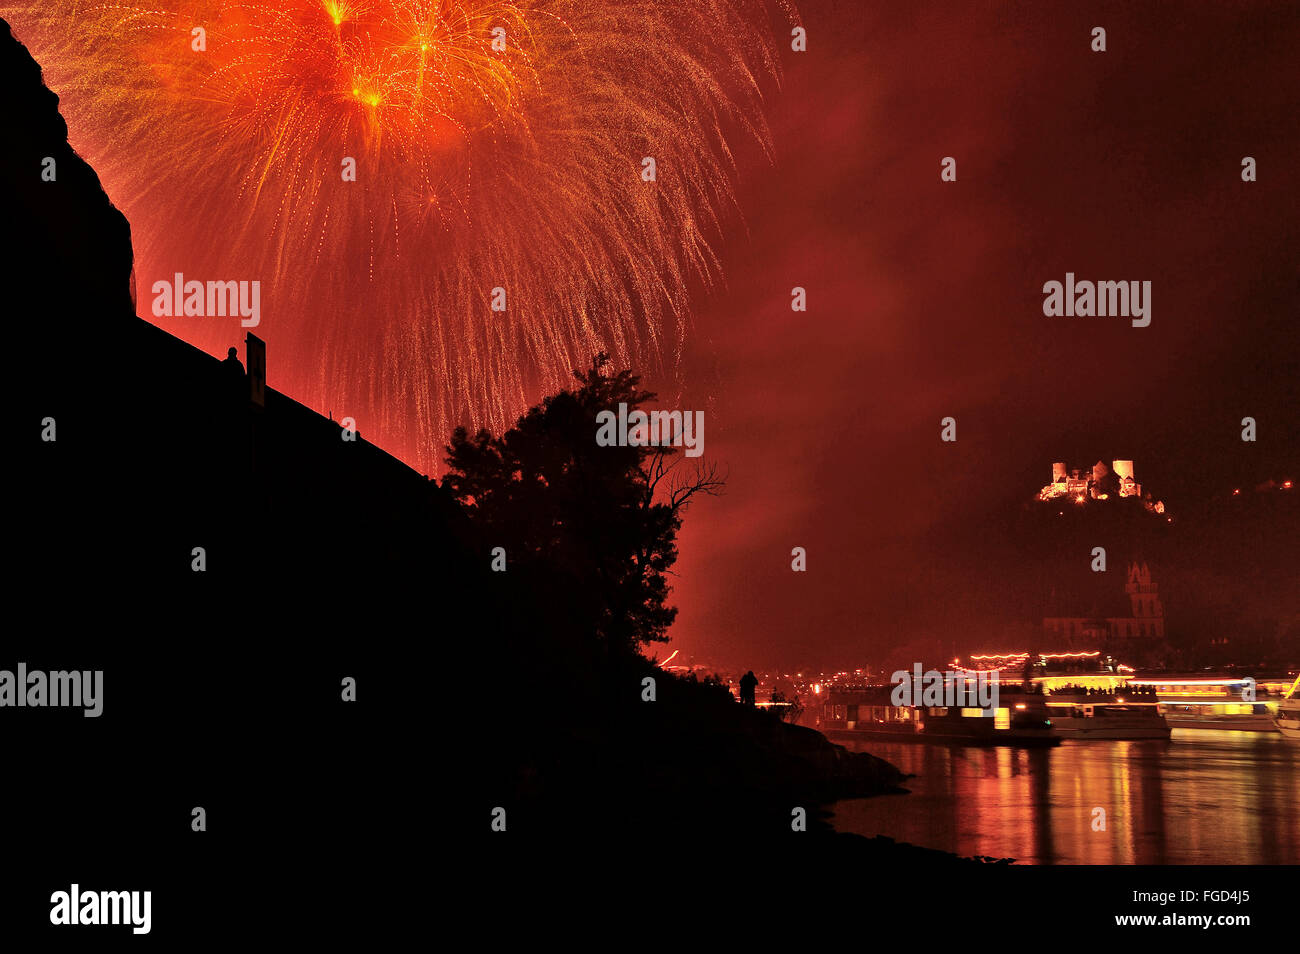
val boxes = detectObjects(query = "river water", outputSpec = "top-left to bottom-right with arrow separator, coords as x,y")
830,729 -> 1300,864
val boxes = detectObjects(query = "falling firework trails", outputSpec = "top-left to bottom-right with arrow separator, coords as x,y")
6,0 -> 793,471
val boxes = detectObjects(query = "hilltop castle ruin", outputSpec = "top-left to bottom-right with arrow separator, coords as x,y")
1037,459 -> 1165,513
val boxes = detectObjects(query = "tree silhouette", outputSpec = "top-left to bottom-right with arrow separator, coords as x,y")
444,354 -> 723,658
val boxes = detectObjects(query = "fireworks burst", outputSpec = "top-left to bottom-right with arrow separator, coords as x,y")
5,0 -> 792,470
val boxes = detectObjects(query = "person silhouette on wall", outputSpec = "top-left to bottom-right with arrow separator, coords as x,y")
222,346 -> 245,401
740,670 -> 757,706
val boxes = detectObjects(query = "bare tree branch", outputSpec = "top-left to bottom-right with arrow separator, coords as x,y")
667,459 -> 726,514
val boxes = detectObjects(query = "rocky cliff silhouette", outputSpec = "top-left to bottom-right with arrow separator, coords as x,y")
2,18 -> 135,320
4,14 -> 483,878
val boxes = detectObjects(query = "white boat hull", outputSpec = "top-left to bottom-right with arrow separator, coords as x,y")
1052,721 -> 1171,740
1164,714 -> 1278,732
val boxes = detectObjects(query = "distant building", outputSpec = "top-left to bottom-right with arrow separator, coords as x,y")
1044,561 -> 1166,652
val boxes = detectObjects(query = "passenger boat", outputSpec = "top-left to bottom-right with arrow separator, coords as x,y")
1275,676 -> 1300,740
1043,694 -> 1171,739
949,650 -> 1170,740
1126,674 -> 1280,731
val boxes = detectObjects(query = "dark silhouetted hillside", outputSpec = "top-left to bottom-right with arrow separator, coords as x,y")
2,20 -> 982,916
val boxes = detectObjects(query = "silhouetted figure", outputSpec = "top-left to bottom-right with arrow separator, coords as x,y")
740,670 -> 757,706
221,346 -> 246,405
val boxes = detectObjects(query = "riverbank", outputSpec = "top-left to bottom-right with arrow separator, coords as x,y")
476,659 -> 1006,864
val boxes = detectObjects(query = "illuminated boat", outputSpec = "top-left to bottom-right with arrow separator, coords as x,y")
949,650 -> 1170,740
1275,677 -> 1300,741
816,685 -> 1059,747
1127,674 -> 1280,731
1043,696 -> 1171,740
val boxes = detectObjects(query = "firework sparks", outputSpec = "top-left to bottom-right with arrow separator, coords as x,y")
4,0 -> 792,470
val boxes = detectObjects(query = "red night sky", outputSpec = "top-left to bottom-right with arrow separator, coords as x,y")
668,0 -> 1298,669
11,0 -> 1298,669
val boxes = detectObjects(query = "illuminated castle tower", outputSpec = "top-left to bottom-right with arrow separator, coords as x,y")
1113,460 -> 1139,497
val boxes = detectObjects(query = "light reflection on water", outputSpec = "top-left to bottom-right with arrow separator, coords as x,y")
830,729 -> 1300,864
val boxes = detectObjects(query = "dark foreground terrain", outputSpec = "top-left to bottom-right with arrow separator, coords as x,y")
3,15 -> 1000,942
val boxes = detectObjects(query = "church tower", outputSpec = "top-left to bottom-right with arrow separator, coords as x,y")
1125,562 -> 1165,638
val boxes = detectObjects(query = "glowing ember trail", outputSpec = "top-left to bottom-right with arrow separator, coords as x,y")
6,0 -> 794,470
